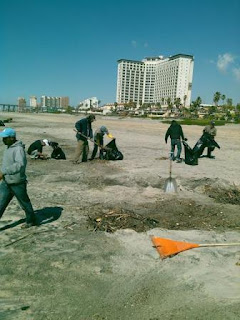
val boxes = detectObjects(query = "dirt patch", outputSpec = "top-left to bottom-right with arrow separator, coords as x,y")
87,207 -> 159,232
86,196 -> 240,233
204,184 -> 240,205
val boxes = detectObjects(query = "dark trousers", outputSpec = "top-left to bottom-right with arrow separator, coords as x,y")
91,137 -> 104,160
0,181 -> 36,224
171,139 -> 182,160
207,146 -> 215,157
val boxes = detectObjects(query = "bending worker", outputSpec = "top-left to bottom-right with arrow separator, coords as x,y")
73,114 -> 96,163
203,120 -> 217,158
90,126 -> 113,160
165,120 -> 185,163
27,139 -> 50,159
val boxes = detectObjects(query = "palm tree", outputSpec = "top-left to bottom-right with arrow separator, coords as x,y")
221,94 -> 226,106
213,92 -> 221,106
183,95 -> 187,107
226,98 -> 233,107
174,97 -> 181,110
161,97 -> 165,106
166,97 -> 172,112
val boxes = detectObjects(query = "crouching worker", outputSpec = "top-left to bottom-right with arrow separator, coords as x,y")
89,126 -> 113,160
27,139 -> 50,159
0,128 -> 37,228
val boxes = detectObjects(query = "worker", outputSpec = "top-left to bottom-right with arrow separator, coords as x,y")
27,139 -> 50,159
73,114 -> 96,163
165,120 -> 185,163
0,128 -> 37,228
203,121 -> 217,158
89,126 -> 113,160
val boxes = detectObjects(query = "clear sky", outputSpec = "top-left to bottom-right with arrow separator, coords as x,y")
1,0 -> 240,106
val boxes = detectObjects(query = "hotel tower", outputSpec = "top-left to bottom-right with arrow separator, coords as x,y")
116,54 -> 194,107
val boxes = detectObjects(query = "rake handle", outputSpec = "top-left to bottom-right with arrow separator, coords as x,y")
73,129 -> 105,149
199,243 -> 240,247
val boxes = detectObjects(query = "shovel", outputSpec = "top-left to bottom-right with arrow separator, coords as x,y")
164,153 -> 177,193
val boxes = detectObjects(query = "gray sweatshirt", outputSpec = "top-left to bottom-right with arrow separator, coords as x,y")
1,140 -> 27,184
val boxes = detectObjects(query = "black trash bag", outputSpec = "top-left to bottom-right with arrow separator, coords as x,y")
103,139 -> 123,160
0,120 -> 5,126
49,141 -> 66,160
182,140 -> 198,166
192,132 -> 220,158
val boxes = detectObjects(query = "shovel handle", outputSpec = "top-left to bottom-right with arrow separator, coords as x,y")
169,153 -> 173,178
199,243 -> 240,247
73,129 -> 105,149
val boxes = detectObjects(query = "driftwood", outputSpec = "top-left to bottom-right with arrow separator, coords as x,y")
88,208 -> 159,233
4,229 -> 54,247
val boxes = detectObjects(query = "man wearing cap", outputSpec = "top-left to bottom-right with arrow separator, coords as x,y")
203,121 -> 217,158
89,126 -> 113,160
0,128 -> 37,228
27,139 -> 50,159
73,114 -> 96,163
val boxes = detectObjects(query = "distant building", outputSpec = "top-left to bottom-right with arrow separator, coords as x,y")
116,54 -> 194,107
40,96 -> 69,109
29,96 -> 37,108
78,97 -> 99,110
60,97 -> 69,108
18,97 -> 26,112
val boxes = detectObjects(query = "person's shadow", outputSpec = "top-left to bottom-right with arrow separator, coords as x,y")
0,206 -> 63,231
34,206 -> 63,225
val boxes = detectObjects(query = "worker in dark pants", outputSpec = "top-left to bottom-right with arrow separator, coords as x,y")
203,121 -> 217,158
0,128 -> 37,228
165,120 -> 185,163
73,114 -> 96,163
89,126 -> 113,160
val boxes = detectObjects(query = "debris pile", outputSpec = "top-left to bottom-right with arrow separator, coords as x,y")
87,208 -> 159,233
204,184 -> 240,205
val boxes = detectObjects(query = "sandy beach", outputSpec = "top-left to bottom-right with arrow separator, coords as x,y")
0,112 -> 240,320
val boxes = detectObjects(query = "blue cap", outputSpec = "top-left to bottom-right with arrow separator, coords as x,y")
0,128 -> 16,138
100,126 -> 108,134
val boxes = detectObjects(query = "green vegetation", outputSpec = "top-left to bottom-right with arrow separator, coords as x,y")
162,119 -> 226,126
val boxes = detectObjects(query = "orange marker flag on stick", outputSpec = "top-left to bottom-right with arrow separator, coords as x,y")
151,236 -> 240,259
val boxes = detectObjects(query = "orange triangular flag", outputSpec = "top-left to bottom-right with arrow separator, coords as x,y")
152,236 -> 199,259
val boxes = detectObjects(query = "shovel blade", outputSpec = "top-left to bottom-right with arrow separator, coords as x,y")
164,177 -> 177,193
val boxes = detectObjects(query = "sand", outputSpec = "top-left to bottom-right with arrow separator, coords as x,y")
0,112 -> 240,320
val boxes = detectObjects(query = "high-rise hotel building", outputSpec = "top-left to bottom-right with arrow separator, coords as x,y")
116,54 -> 194,106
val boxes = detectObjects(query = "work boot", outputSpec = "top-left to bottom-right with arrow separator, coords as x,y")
176,158 -> 182,163
21,222 -> 35,229
207,151 -> 215,159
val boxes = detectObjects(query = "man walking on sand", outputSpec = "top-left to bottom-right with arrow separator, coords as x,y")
165,120 -> 185,163
0,128 -> 37,228
73,114 -> 96,163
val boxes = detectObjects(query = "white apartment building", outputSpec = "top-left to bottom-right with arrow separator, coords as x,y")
29,96 -> 37,108
40,96 -> 69,108
78,97 -> 99,109
116,54 -> 194,107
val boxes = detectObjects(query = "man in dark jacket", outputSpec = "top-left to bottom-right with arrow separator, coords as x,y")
0,128 -> 37,228
73,114 -> 96,163
27,139 -> 50,159
165,120 -> 185,162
